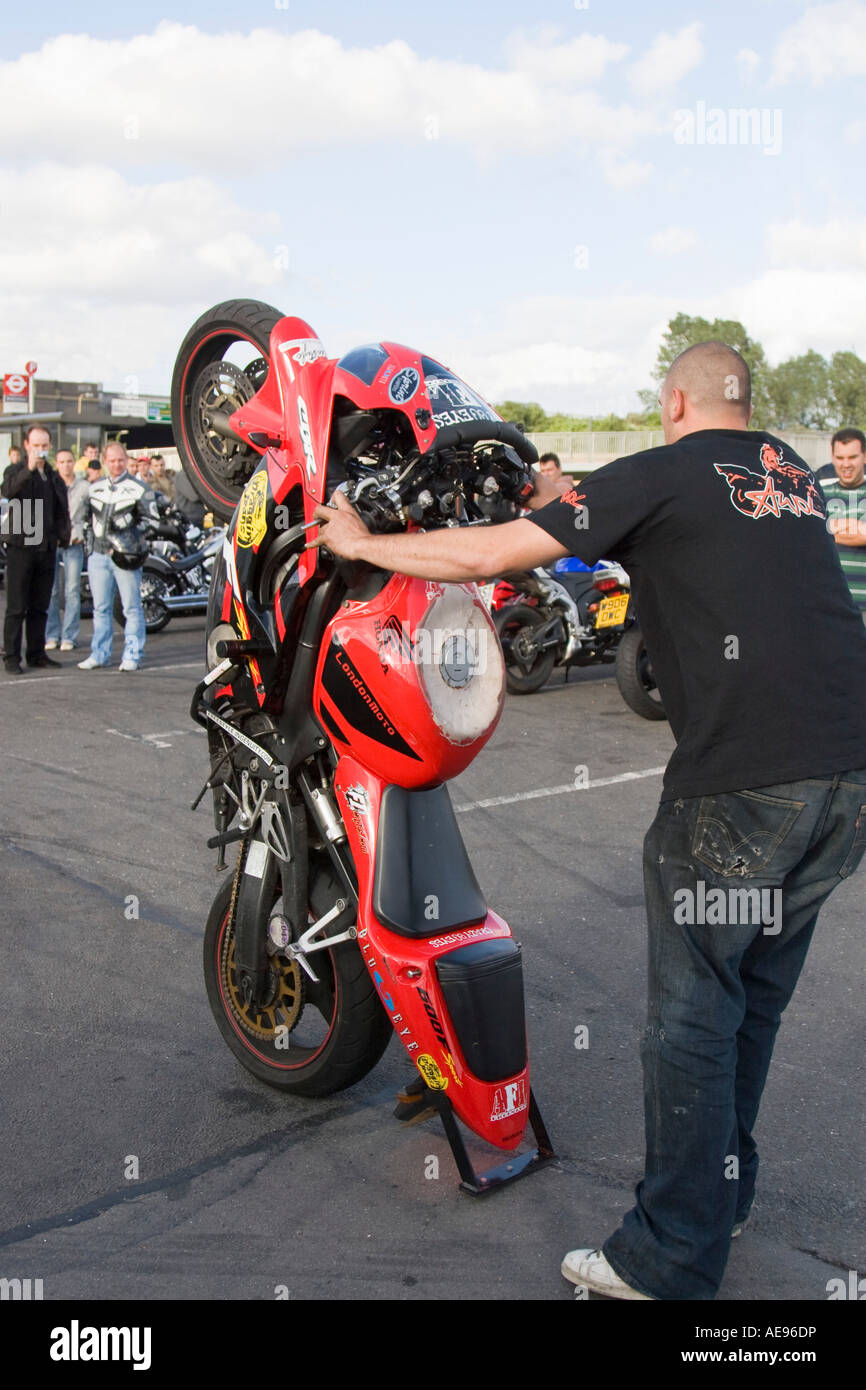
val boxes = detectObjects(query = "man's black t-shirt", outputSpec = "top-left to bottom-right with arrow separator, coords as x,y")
527,429 -> 866,801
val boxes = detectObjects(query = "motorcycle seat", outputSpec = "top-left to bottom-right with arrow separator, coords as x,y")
373,784 -> 487,938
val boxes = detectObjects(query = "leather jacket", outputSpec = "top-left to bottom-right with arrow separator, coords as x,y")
88,471 -> 160,560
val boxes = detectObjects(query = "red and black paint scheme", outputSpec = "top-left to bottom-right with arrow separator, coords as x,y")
179,301 -> 552,1192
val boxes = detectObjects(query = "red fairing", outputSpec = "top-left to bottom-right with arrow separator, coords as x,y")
333,757 -> 530,1149
313,573 -> 504,787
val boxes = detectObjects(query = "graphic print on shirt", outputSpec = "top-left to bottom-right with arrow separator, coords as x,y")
714,442 -> 825,520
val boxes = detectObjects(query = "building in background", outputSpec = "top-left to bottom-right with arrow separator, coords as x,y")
0,375 -> 174,460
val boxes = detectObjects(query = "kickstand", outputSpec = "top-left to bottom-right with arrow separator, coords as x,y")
428,1088 -> 555,1196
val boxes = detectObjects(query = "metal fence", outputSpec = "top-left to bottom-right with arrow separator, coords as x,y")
528,430 -> 835,472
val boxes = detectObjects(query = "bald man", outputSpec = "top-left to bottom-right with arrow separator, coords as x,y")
316,341 -> 866,1301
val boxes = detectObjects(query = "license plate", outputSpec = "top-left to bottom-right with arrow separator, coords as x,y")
595,593 -> 629,628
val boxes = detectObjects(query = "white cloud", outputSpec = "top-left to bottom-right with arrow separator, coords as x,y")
767,218 -> 866,269
650,226 -> 698,255
0,165 -> 281,299
0,164 -> 285,392
772,1 -> 866,82
724,268 -> 866,361
628,23 -> 704,97
503,27 -> 629,85
601,155 -> 654,188
736,48 -> 761,80
0,22 -> 657,166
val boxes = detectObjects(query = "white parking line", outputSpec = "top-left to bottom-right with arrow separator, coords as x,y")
453,765 -> 666,812
0,660 -> 204,688
106,727 -> 205,749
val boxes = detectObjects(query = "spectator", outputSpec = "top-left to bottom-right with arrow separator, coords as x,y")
822,427 -> 866,615
78,443 -> 100,477
1,426 -> 70,674
8,445 -> 24,469
137,455 -> 154,484
45,448 -> 90,651
537,451 -> 573,495
149,453 -> 175,503
85,454 -> 103,482
78,441 -> 160,672
173,465 -> 206,528
126,454 -> 141,478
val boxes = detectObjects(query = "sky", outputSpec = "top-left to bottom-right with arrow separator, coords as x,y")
1,0 -> 865,414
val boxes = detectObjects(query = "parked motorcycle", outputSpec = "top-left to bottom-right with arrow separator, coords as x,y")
112,523 -> 225,634
487,560 -> 631,695
173,299 -> 554,1192
615,622 -> 666,721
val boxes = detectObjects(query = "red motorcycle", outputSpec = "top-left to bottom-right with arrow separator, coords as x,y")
174,300 -> 554,1193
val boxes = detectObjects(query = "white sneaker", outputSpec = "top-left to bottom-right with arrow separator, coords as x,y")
118,660 -> 139,672
77,656 -> 106,670
45,640 -> 59,650
60,641 -> 75,652
561,1248 -> 653,1300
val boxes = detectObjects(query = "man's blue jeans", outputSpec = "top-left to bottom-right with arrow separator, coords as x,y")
46,543 -> 84,645
603,770 -> 866,1300
87,550 -> 145,666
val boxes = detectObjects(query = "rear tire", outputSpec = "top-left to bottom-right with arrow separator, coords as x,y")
171,299 -> 283,522
495,604 -> 556,694
203,858 -> 392,1096
615,624 -> 667,721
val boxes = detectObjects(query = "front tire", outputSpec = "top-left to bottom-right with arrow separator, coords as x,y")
203,858 -> 392,1096
113,567 -> 172,634
171,299 -> 284,521
615,624 -> 667,721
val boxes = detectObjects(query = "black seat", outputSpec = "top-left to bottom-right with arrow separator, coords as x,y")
372,784 -> 487,938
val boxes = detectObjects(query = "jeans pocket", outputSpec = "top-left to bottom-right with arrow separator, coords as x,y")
839,804 -> 866,878
692,789 -> 806,878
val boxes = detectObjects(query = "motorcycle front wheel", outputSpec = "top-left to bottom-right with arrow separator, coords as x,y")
615,624 -> 667,721
203,857 -> 392,1096
171,298 -> 283,521
113,568 -> 171,634
495,604 -> 556,695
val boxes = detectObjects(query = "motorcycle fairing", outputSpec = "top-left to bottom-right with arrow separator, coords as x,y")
333,754 -> 530,1150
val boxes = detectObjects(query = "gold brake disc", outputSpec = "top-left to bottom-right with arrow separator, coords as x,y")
223,933 -> 304,1041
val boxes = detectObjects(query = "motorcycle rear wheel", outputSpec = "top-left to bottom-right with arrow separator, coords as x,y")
203,857 -> 392,1096
495,604 -> 556,695
171,298 -> 283,522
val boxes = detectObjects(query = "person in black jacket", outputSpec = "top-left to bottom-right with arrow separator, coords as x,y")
1,426 -> 71,674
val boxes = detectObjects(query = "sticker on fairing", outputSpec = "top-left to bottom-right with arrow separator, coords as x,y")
388,367 -> 421,405
297,396 -> 317,478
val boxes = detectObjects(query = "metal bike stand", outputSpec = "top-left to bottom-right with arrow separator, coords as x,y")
429,1088 -> 556,1197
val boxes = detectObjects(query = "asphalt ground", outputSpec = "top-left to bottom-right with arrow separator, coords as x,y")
0,599 -> 863,1308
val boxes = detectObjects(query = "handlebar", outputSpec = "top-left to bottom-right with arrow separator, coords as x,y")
425,418 -> 538,466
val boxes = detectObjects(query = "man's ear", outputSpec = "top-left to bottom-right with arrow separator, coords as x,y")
669,387 -> 686,422
746,403 -> 754,426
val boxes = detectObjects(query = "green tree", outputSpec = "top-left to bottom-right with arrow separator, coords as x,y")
649,313 -> 773,426
494,400 -> 551,431
766,351 -> 831,430
827,351 -> 866,428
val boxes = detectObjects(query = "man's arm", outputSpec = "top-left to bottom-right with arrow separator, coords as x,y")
1,462 -> 30,500
312,491 -> 569,582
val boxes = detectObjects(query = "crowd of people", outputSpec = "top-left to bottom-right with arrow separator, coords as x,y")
2,418 -> 865,680
0,429 -> 201,674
